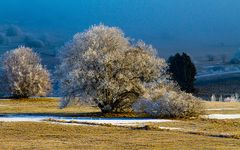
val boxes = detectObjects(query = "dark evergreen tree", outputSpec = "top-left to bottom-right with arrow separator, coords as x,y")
168,53 -> 196,93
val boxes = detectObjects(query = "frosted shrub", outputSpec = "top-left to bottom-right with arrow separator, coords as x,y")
224,95 -> 239,102
57,24 -> 169,113
211,94 -> 216,102
133,90 -> 204,118
219,95 -> 223,102
1,46 -> 51,98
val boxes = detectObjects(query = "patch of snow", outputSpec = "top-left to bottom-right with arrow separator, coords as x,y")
206,114 -> 240,119
206,108 -> 239,111
49,122 -> 93,126
0,117 -> 45,122
159,127 -> 181,130
0,115 -> 174,127
58,118 -> 174,126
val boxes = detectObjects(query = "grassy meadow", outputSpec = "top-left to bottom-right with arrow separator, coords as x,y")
0,98 -> 240,149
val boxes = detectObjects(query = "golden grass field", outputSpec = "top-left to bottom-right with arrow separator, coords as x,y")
0,98 -> 240,150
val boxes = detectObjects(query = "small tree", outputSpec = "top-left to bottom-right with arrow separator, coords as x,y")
168,53 -> 196,93
57,25 -> 169,113
1,46 -> 51,98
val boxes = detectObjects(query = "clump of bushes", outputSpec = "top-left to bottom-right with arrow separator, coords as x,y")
1,46 -> 51,98
133,90 -> 204,118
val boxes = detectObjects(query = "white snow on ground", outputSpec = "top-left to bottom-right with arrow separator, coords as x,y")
0,115 -> 174,127
0,116 -> 48,122
50,122 -> 93,126
58,118 -> 174,126
206,108 -> 239,111
49,119 -> 175,127
206,114 -> 240,119
159,127 -> 181,130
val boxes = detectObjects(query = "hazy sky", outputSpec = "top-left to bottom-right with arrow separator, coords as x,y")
1,0 -> 240,57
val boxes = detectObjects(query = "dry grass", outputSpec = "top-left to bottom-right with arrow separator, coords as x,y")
205,101 -> 240,109
1,122 -> 240,150
1,98 -> 240,149
204,101 -> 240,114
153,118 -> 240,139
0,98 -> 100,116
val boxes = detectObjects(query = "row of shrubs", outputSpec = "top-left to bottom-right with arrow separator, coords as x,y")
0,24 -> 204,118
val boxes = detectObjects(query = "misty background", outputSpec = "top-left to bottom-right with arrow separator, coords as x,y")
1,0 -> 240,67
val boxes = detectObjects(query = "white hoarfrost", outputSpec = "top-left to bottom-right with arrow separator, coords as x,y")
1,46 -> 51,98
133,90 -> 203,118
57,24 -> 169,113
57,24 -> 203,117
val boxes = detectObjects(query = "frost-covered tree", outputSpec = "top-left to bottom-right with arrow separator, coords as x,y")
1,46 -> 51,98
211,94 -> 216,102
57,25 -> 169,113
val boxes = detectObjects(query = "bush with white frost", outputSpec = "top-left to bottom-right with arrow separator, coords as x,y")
57,24 -> 169,113
133,90 -> 204,118
1,46 -> 51,98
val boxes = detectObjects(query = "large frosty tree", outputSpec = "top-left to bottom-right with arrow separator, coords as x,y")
58,25 -> 169,113
1,46 -> 51,98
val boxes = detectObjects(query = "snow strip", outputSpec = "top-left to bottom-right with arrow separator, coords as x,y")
0,115 -> 174,127
57,118 -> 174,126
206,108 -> 239,111
206,114 -> 240,119
0,116 -> 47,122
159,127 -> 181,130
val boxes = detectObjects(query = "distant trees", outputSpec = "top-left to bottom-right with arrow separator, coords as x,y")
57,25 -> 169,113
1,46 -> 51,98
168,53 -> 196,93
